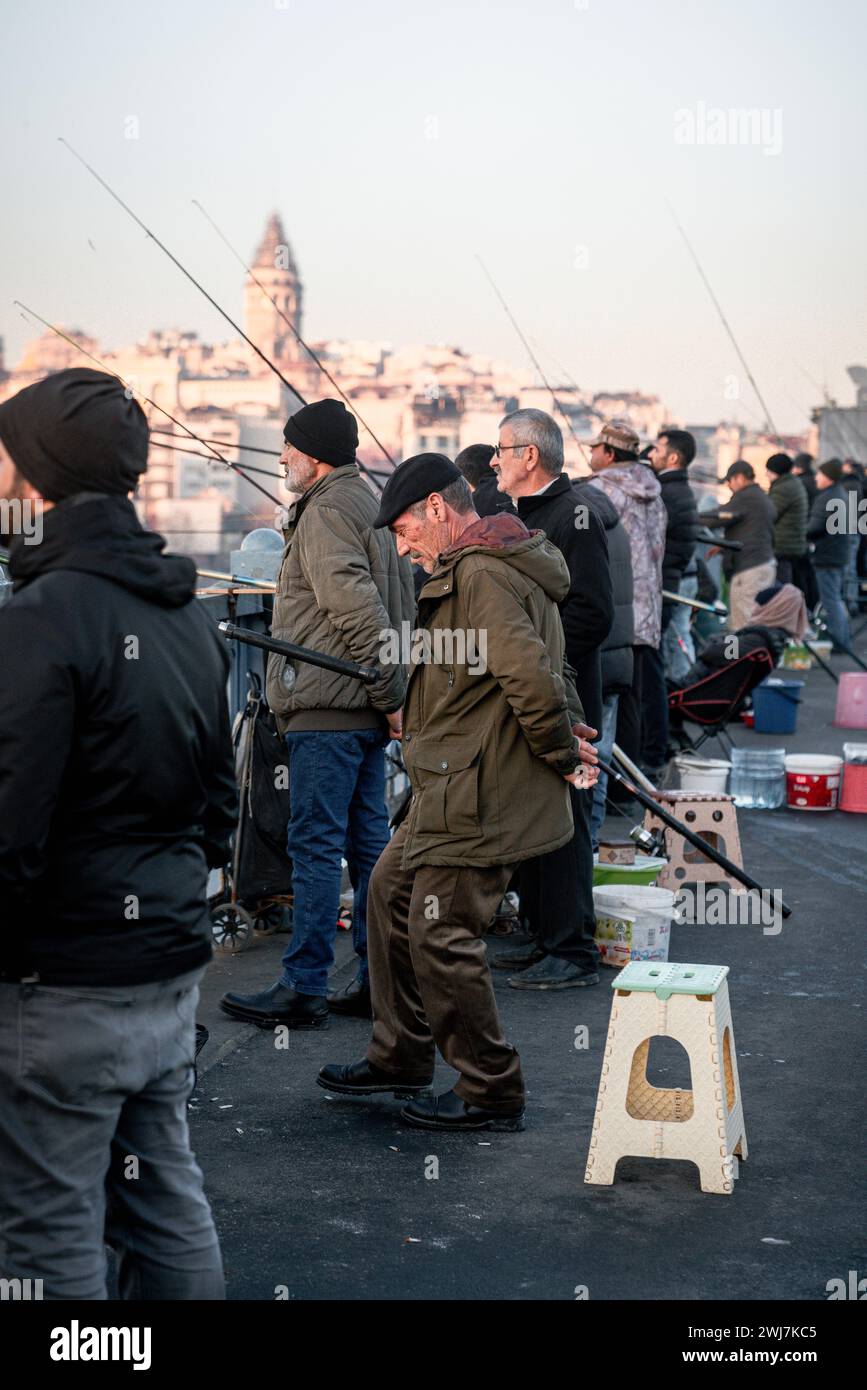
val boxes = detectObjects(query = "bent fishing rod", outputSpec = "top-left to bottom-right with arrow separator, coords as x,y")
59,137 -> 384,495
666,202 -> 782,445
192,199 -> 396,472
14,303 -> 285,512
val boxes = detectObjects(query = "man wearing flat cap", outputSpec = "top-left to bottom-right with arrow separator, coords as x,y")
0,367 -> 237,1297
319,453 -> 598,1131
221,399 -> 414,1028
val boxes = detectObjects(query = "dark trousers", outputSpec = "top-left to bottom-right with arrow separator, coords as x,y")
518,785 -> 599,970
786,553 -> 817,608
636,644 -> 670,769
366,823 -> 524,1111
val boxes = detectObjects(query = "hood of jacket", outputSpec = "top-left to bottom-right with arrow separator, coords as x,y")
573,477 -> 619,530
8,493 -> 197,608
433,512 -> 569,604
592,461 -> 662,506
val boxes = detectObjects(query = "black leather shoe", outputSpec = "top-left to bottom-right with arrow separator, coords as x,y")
490,940 -> 545,971
317,1058 -> 432,1098
327,977 -> 372,1018
220,981 -> 328,1029
401,1088 -> 525,1132
507,956 -> 600,990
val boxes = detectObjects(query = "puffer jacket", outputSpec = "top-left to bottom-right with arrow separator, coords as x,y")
769,473 -> 808,558
399,513 -> 581,870
658,469 -> 700,624
589,462 -> 666,647
266,464 -> 415,732
573,479 -> 634,694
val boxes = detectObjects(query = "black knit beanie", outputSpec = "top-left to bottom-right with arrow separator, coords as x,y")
283,399 -> 358,468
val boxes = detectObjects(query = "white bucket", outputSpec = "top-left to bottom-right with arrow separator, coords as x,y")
674,754 -> 731,793
592,884 -> 676,966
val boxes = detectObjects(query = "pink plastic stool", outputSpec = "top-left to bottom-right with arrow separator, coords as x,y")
834,673 -> 867,729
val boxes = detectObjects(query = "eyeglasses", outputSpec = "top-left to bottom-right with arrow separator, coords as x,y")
493,443 -> 527,459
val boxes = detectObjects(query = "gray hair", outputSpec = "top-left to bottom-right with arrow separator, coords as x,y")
409,475 -> 475,518
499,408 -> 564,475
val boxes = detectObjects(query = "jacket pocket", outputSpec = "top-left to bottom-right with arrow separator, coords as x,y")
410,736 -> 482,836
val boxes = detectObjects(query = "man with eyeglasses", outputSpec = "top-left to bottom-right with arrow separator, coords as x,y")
489,408 -> 613,990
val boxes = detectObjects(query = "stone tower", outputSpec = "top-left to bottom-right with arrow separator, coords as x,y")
244,212 -> 303,370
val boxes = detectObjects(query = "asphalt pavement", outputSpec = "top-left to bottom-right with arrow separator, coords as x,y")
190,635 -> 867,1301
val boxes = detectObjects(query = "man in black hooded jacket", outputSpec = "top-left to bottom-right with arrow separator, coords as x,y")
0,368 -> 237,1300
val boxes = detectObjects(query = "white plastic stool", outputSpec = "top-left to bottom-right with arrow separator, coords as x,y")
584,961 -> 747,1195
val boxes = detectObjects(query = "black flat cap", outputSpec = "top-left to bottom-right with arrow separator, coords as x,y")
373,452 -> 462,528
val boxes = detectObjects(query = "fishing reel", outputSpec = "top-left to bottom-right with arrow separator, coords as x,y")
629,823 -> 666,857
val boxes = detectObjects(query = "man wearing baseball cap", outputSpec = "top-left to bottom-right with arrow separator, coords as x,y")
702,460 -> 776,630
588,420 -> 668,782
318,453 -> 598,1131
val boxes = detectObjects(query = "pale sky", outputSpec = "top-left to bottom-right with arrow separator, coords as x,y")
2,0 -> 865,434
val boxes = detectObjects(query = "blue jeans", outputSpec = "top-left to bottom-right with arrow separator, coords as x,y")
815,566 -> 851,649
590,691 -> 620,849
662,574 -> 698,685
281,728 -> 390,996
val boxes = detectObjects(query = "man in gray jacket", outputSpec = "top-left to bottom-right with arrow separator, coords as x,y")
221,400 -> 413,1028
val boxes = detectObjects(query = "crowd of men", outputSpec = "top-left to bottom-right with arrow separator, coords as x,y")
0,371 -> 864,1298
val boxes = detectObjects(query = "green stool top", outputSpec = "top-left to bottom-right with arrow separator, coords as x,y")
612,962 -> 729,1000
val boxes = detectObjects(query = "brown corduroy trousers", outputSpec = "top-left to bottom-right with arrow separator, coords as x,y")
365,823 -> 525,1111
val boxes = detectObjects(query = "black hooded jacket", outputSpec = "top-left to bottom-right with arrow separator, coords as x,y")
0,495 -> 238,985
658,468 -> 700,622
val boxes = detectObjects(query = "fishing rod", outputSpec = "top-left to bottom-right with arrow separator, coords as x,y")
14,302 -> 285,512
475,254 -> 591,463
59,138 -> 386,495
662,588 -> 728,617
218,621 -> 378,683
666,202 -> 783,445
150,437 -> 283,479
192,198 -> 395,477
150,428 -> 282,458
58,137 -> 306,407
198,569 -> 276,589
597,750 -> 792,918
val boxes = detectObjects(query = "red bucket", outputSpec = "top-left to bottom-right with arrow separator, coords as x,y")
785,755 -> 843,811
840,761 -> 867,814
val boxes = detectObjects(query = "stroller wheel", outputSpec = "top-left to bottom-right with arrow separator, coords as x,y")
253,902 -> 284,936
210,900 -> 256,954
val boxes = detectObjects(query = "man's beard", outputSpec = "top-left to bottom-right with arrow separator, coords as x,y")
283,459 -> 316,494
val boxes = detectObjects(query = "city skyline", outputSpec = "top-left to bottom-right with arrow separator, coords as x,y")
2,0 -> 865,437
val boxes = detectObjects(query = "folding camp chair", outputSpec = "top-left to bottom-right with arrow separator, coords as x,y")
668,647 -> 776,756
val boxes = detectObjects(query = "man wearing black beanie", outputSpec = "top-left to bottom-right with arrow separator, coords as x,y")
0,368 -> 237,1299
221,399 -> 415,1028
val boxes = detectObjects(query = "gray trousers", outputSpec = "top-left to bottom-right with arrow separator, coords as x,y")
0,967 -> 224,1300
